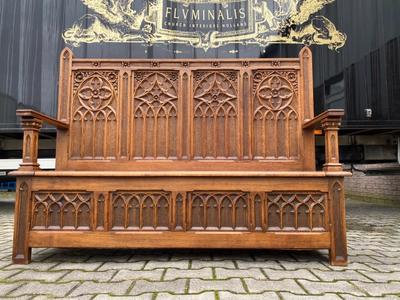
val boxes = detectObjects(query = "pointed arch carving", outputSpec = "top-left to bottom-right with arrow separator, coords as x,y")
31,192 -> 93,230
266,192 -> 327,232
188,192 -> 249,231
252,70 -> 300,160
70,71 -> 118,159
132,71 -> 179,159
111,191 -> 171,230
192,71 -> 239,159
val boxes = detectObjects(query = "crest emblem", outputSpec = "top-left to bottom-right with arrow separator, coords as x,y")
63,0 -> 346,50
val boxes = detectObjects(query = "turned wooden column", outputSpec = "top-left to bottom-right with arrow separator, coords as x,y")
322,118 -> 343,172
19,117 -> 43,171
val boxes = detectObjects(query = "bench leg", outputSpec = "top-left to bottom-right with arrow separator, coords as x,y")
12,179 -> 32,264
329,179 -> 348,266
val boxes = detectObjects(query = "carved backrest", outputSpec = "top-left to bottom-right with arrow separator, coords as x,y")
55,48 -> 315,171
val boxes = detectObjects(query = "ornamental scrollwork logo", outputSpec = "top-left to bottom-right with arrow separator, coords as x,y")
63,0 -> 346,51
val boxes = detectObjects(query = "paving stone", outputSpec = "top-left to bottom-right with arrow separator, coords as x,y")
358,271 -> 400,283
130,279 -> 186,295
236,260 -> 283,270
52,262 -> 103,271
365,264 -> 400,272
352,281 -> 400,296
340,295 -> 400,300
329,262 -> 378,272
157,292 -> 215,299
245,278 -> 306,294
0,260 -> 12,268
70,281 -> 132,296
32,295 -> 93,300
189,278 -> 245,293
170,253 -> 212,261
8,270 -> 68,282
219,291 -> 280,300
44,253 -> 91,263
348,255 -> 382,264
164,268 -> 213,280
191,260 -> 235,269
112,269 -> 164,281
61,270 -> 117,282
371,257 -> 400,265
0,269 -> 21,280
144,260 -> 189,270
5,262 -> 58,271
280,261 -> 330,271
86,254 -> 131,263
93,294 -> 153,300
298,280 -> 366,296
213,254 -> 253,261
280,292 -> 341,299
264,269 -> 318,281
128,254 -> 170,262
0,282 -> 23,297
215,268 -> 265,279
98,261 -> 145,271
312,269 -> 372,282
9,282 -> 78,298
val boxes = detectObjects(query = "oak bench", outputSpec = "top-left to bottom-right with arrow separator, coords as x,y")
11,47 -> 350,265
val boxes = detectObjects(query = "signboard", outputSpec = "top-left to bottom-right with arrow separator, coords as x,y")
64,0 -> 346,50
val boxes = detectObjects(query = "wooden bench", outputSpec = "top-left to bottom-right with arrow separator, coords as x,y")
11,47 -> 350,265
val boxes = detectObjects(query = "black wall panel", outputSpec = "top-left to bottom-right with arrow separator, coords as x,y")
0,0 -> 400,130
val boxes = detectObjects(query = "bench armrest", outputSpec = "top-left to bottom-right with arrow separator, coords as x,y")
16,109 -> 69,129
303,109 -> 344,172
16,109 -> 68,171
302,109 -> 344,130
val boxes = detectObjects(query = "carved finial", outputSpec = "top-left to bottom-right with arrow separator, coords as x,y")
299,46 -> 312,59
61,47 -> 73,61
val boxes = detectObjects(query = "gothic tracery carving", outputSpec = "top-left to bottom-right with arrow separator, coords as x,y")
266,193 -> 327,231
133,71 -> 179,159
193,71 -> 239,159
253,70 -> 299,159
32,192 -> 92,230
71,71 -> 119,159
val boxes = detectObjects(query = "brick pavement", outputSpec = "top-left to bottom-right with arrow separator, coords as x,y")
0,197 -> 399,299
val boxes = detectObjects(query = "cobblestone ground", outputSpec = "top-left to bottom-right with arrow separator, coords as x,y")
0,195 -> 399,299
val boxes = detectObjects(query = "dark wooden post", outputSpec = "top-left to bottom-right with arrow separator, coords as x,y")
18,117 -> 43,171
12,178 -> 32,264
328,178 -> 348,266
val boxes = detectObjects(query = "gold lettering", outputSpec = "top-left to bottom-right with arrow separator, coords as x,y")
192,9 -> 199,20
217,10 -> 225,20
226,9 -> 232,20
239,8 -> 245,19
207,10 -> 215,20
182,8 -> 189,19
165,7 -> 172,18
